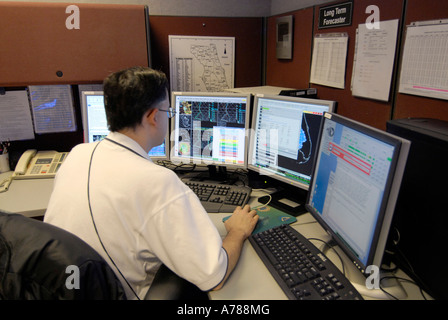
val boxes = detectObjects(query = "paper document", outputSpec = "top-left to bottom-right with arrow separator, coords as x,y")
0,90 -> 35,141
351,19 -> 399,101
29,85 -> 77,134
310,33 -> 348,89
399,21 -> 448,100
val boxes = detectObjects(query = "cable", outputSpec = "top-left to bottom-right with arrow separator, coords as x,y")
252,194 -> 272,210
87,141 -> 141,300
307,237 -> 346,276
379,275 -> 429,300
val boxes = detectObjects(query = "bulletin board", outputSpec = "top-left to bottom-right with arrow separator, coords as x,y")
265,0 -> 448,129
393,0 -> 448,121
309,0 -> 404,130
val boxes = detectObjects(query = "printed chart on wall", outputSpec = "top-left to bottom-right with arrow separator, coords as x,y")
399,20 -> 448,101
169,35 -> 235,92
351,19 -> 399,101
310,33 -> 348,89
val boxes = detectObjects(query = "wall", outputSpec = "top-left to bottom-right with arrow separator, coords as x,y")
265,0 -> 448,130
2,0 -> 448,156
0,2 -> 149,86
265,7 -> 314,89
0,0 -> 272,17
393,0 -> 448,120
149,16 -> 264,89
0,2 -> 150,161
270,0 -> 330,16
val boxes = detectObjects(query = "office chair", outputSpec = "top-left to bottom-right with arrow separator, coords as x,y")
0,210 -> 208,300
0,211 -> 126,300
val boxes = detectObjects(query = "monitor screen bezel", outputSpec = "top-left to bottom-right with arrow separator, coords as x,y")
80,91 -> 169,161
305,112 -> 410,275
247,94 -> 336,191
81,91 -> 106,144
170,91 -> 252,169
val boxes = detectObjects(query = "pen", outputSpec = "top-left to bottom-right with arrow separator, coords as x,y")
0,140 -> 10,155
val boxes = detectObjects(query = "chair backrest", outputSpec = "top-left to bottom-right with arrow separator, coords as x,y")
0,211 -> 127,300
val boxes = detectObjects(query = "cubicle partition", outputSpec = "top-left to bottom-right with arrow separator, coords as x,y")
265,0 -> 448,130
148,16 -> 264,89
265,7 -> 314,90
0,2 -> 151,163
393,0 -> 448,120
0,1 -> 150,86
2,0 -> 448,157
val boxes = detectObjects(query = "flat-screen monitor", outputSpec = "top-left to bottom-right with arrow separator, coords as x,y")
247,94 -> 335,215
306,113 -> 410,298
80,91 -> 169,160
170,91 -> 251,180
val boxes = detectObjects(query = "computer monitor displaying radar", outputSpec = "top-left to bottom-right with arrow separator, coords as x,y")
306,113 -> 410,297
247,94 -> 335,215
170,92 -> 251,169
80,91 -> 169,160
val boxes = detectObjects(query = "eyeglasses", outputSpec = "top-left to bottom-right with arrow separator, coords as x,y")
158,107 -> 176,119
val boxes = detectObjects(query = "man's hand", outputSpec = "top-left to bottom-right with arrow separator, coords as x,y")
214,205 -> 259,290
224,204 -> 259,240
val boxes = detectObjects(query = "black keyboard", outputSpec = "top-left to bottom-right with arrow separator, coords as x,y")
185,181 -> 251,213
249,224 -> 363,300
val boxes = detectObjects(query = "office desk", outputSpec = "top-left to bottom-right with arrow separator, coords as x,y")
0,171 -> 53,218
208,198 -> 429,300
0,174 -> 429,300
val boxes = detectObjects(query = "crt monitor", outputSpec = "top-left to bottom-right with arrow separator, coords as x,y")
306,113 -> 410,298
80,91 -> 169,160
170,91 -> 251,180
247,94 -> 335,216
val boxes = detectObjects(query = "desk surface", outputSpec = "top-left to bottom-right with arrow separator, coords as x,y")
0,173 -> 429,300
208,209 -> 429,300
208,189 -> 430,300
0,171 -> 53,218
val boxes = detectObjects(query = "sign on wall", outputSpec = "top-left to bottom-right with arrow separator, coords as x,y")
318,2 -> 353,29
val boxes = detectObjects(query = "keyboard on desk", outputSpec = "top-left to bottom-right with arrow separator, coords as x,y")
185,181 -> 251,213
249,224 -> 363,300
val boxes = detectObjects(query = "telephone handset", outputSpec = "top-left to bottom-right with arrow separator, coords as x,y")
0,149 -> 69,192
13,149 -> 69,179
13,149 -> 37,176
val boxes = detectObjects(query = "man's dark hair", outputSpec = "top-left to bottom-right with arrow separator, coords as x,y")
103,67 -> 168,132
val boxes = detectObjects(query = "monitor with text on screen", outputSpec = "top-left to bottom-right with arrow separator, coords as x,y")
80,91 -> 169,160
306,113 -> 410,298
170,92 -> 251,179
247,94 -> 335,215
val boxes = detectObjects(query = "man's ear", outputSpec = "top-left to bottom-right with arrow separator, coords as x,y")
145,108 -> 158,126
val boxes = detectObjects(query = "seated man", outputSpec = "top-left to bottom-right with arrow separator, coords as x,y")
44,67 -> 258,299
